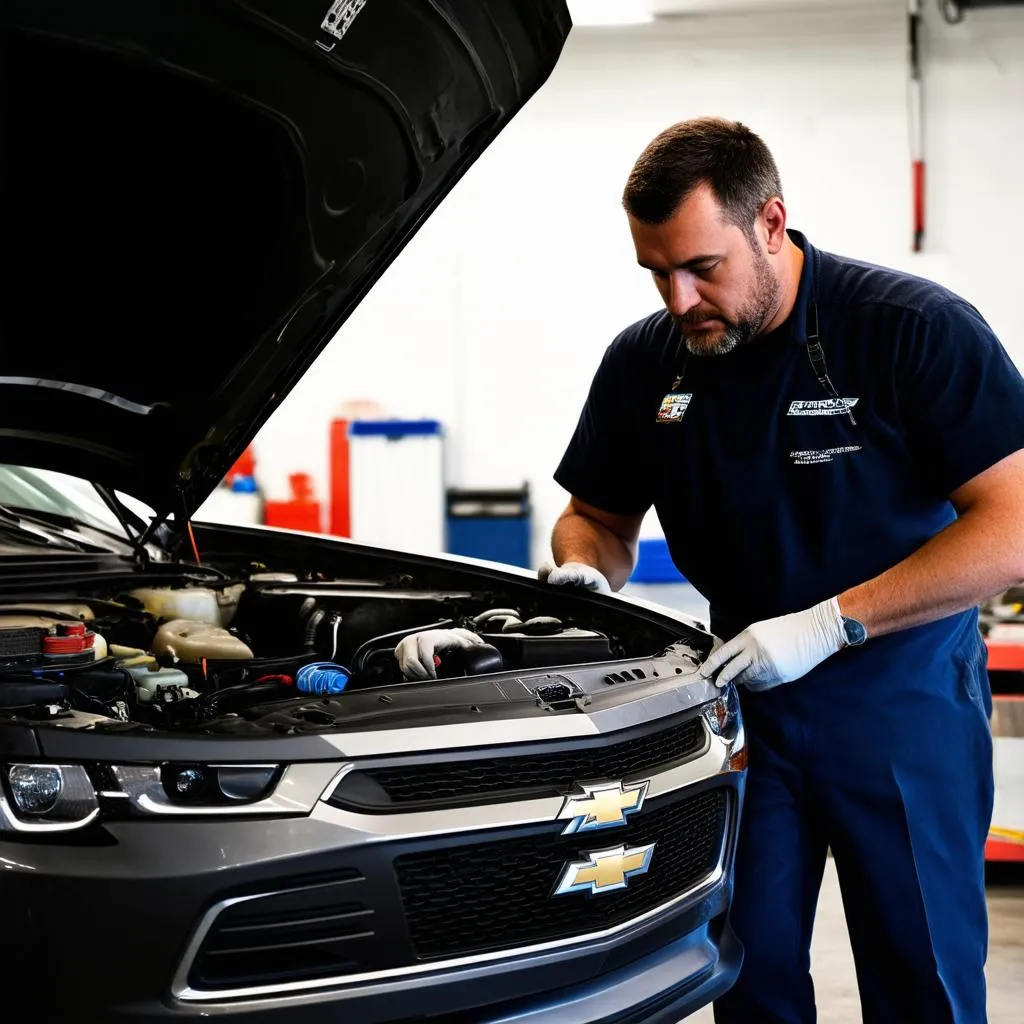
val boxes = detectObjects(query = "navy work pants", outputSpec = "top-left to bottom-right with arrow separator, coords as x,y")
713,640 -> 993,1024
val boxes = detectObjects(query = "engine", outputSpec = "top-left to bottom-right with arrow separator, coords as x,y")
0,570 -> 631,735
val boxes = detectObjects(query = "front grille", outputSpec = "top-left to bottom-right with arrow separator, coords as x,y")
394,787 -> 727,961
330,714 -> 706,812
189,870 -> 374,990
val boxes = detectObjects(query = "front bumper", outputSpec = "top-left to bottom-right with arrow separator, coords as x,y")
1,776 -> 741,1022
0,687 -> 745,1023
0,817 -> 740,1023
481,917 -> 743,1024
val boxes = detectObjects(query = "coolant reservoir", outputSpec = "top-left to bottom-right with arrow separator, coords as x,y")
123,663 -> 198,704
129,588 -> 219,625
151,620 -> 253,663
128,585 -> 246,628
217,583 -> 246,627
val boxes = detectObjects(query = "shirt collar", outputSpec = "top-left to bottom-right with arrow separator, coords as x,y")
784,228 -> 819,347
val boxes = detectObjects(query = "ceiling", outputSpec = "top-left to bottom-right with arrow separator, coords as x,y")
567,0 -> 900,22
649,0 -> 898,12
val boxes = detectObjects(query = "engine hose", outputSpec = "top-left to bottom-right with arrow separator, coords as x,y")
253,673 -> 294,687
472,608 -> 520,629
303,608 -> 324,652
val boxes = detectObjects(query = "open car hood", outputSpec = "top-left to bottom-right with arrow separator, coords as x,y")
0,0 -> 571,517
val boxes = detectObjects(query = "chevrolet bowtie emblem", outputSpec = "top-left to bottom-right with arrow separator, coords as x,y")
556,780 -> 649,834
553,843 -> 656,896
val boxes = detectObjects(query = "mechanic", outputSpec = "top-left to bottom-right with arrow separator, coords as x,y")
542,116 -> 1024,1023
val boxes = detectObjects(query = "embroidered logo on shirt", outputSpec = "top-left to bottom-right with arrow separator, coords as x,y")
656,393 -> 692,423
787,398 -> 859,417
790,445 -> 863,465
320,0 -> 369,41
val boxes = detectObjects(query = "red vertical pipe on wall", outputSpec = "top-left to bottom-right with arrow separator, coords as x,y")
912,160 -> 926,252
909,0 -> 925,252
329,418 -> 351,537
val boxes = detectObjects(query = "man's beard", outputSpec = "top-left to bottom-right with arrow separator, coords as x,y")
674,249 -> 780,357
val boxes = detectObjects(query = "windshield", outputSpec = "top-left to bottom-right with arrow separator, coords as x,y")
0,464 -> 142,539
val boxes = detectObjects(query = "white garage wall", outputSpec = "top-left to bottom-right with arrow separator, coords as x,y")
250,1 -> 1024,566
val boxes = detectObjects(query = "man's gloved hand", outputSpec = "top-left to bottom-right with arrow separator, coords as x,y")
537,560 -> 612,595
698,597 -> 847,692
395,628 -> 486,681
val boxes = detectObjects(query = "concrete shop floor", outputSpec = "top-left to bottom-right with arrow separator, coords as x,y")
685,858 -> 1024,1023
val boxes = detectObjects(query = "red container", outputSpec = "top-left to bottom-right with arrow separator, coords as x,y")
264,473 -> 322,534
329,418 -> 351,537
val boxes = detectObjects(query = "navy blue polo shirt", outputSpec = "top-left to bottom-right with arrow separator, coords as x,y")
555,230 -> 1024,698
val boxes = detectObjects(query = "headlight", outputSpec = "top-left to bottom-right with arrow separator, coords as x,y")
702,685 -> 740,740
9,764 -> 63,814
1,763 -> 99,832
159,763 -> 279,805
111,762 -> 290,815
701,687 -> 747,770
0,761 -> 287,833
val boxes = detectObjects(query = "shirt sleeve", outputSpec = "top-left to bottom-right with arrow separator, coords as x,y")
553,333 -> 656,516
899,298 -> 1024,495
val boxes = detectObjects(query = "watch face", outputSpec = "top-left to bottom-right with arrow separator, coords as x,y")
843,616 -> 867,646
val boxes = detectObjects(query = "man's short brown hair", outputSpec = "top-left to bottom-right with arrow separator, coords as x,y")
622,117 -> 783,237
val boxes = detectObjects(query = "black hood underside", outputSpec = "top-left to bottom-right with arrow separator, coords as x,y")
0,0 -> 570,516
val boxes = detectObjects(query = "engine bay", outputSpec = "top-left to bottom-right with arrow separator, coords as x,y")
0,562 -> 702,737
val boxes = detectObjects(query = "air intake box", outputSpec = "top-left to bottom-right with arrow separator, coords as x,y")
480,628 -> 612,669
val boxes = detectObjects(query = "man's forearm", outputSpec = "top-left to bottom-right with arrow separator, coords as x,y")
552,510 -> 637,591
839,502 -> 1024,638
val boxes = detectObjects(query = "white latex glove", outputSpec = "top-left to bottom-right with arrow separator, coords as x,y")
537,560 -> 612,595
698,597 -> 847,692
395,628 -> 486,681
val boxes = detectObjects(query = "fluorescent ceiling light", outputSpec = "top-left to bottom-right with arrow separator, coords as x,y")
568,1 -> 655,26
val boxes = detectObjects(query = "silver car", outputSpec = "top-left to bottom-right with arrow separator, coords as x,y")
0,2 -> 747,1020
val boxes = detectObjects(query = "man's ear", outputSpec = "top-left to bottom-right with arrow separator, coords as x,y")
761,196 -> 787,254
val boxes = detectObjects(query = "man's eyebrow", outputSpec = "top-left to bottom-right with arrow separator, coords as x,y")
637,253 -> 724,271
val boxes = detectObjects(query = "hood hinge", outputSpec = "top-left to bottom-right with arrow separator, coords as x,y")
131,488 -> 200,565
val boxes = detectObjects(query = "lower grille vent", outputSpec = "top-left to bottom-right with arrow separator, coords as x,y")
189,870 -> 373,990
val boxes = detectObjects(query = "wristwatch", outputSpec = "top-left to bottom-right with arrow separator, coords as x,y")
841,615 -> 868,647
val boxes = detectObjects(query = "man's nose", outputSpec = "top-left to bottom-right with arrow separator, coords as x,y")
667,272 -> 701,315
